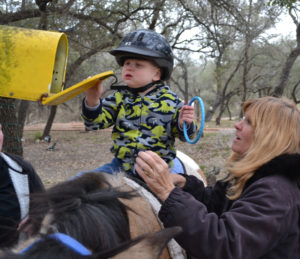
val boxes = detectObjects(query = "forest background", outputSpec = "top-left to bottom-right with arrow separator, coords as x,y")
0,0 -> 299,160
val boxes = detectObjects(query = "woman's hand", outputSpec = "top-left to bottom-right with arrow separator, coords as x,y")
170,173 -> 186,188
85,80 -> 103,107
135,151 -> 175,202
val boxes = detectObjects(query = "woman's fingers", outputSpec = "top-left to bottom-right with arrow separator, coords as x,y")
135,151 -> 175,201
136,151 -> 168,176
135,163 -> 150,179
135,154 -> 154,173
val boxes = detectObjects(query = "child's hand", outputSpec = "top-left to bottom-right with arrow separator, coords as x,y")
179,105 -> 195,129
85,80 -> 103,107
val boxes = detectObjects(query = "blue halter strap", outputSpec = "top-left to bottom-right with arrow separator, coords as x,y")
20,232 -> 92,256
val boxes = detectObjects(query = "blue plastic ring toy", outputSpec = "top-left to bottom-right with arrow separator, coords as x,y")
183,96 -> 205,144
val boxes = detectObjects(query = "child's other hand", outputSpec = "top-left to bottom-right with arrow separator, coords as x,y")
86,80 -> 103,107
179,105 -> 195,129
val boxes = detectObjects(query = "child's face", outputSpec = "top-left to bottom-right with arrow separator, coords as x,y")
121,59 -> 161,88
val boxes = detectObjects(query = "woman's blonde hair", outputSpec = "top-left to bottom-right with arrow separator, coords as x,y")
226,96 -> 300,200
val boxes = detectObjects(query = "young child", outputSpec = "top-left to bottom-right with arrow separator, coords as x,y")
81,29 -> 197,176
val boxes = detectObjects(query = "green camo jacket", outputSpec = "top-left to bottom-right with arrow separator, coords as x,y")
82,84 -> 196,174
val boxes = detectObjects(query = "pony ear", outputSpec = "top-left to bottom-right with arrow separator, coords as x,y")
109,227 -> 182,259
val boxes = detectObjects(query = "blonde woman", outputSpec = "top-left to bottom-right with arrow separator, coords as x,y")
135,96 -> 300,259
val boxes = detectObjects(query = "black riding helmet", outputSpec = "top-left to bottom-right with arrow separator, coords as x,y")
110,29 -> 174,80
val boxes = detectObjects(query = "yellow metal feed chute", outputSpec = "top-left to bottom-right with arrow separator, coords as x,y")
0,25 -> 114,105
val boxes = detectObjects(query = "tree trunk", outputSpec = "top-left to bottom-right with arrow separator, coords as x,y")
216,102 -> 226,125
273,23 -> 300,97
216,91 -> 235,125
42,105 -> 57,139
205,94 -> 222,122
0,98 -> 23,156
226,102 -> 232,120
18,100 -> 30,139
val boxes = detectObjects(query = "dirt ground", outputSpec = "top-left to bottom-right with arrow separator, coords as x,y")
23,122 -> 235,187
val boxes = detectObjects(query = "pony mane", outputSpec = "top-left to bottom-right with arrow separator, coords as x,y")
24,172 -> 138,253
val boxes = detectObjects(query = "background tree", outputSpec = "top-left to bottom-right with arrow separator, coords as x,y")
273,1 -> 300,96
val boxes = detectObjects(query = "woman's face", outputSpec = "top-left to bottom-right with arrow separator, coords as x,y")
232,112 -> 254,155
0,124 -> 3,151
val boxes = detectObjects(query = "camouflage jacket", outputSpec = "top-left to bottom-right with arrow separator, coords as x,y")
82,84 -> 196,174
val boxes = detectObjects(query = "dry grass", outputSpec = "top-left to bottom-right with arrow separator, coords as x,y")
23,120 -> 237,187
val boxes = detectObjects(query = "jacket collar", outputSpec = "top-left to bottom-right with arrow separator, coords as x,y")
110,80 -> 164,94
0,152 -> 22,173
245,153 -> 300,189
